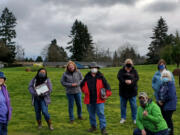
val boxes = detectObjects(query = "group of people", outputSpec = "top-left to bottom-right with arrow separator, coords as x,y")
0,58 -> 177,135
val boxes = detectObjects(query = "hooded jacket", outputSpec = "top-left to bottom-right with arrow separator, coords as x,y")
81,71 -> 112,104
136,99 -> 168,132
152,70 -> 175,100
28,78 -> 52,105
0,85 -> 12,122
117,66 -> 139,98
61,70 -> 83,94
158,81 -> 177,111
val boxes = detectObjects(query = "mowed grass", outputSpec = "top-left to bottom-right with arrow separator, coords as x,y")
1,65 -> 180,135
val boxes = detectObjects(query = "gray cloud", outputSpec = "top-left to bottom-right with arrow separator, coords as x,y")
1,0 -> 180,57
42,0 -> 138,7
144,1 -> 180,13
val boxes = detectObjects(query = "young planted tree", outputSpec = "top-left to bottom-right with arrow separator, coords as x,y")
112,50 -> 119,67
67,19 -> 94,61
0,7 -> 17,62
147,17 -> 168,64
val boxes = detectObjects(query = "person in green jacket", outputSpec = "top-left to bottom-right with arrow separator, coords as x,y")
133,92 -> 168,135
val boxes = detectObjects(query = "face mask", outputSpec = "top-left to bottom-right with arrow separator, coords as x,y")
162,77 -> 169,83
158,65 -> 165,70
126,64 -> 132,68
91,68 -> 98,74
38,73 -> 46,78
139,99 -> 147,108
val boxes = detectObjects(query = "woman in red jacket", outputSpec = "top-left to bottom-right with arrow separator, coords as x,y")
81,62 -> 112,135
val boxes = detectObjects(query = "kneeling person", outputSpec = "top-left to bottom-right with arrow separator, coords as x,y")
133,92 -> 168,135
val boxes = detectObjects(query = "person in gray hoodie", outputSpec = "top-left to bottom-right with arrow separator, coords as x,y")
61,61 -> 83,123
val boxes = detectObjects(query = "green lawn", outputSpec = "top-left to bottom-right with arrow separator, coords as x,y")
1,65 -> 180,135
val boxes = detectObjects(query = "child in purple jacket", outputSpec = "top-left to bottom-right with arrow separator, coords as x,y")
0,71 -> 12,135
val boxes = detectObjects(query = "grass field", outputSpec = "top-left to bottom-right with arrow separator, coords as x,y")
1,65 -> 180,135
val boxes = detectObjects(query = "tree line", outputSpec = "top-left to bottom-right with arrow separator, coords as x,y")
0,7 -> 180,67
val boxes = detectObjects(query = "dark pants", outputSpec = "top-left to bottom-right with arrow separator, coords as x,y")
0,123 -> 7,135
66,92 -> 82,120
162,110 -> 174,135
133,128 -> 168,135
34,97 -> 50,122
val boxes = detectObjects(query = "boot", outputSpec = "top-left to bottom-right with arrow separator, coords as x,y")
37,120 -> 42,129
78,116 -> 84,120
88,126 -> 97,132
101,128 -> 108,135
47,120 -> 54,130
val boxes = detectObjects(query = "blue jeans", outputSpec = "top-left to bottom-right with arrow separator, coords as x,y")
34,97 -> 50,121
120,96 -> 137,120
87,103 -> 106,129
0,123 -> 7,135
133,128 -> 168,135
66,92 -> 82,120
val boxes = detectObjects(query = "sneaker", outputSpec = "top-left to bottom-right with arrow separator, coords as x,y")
120,119 -> 126,124
133,120 -> 136,124
70,120 -> 74,124
101,128 -> 108,135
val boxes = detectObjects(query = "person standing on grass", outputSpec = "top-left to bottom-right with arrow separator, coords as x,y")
152,59 -> 175,102
157,70 -> 177,135
0,72 -> 12,135
61,61 -> 83,124
117,58 -> 139,124
81,62 -> 112,135
28,68 -> 54,130
133,92 -> 168,135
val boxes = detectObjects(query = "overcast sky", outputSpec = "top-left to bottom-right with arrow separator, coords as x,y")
0,0 -> 180,58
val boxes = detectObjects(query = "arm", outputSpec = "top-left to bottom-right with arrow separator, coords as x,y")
144,104 -> 162,124
28,79 -> 37,96
77,71 -> 84,86
132,69 -> 139,84
165,82 -> 176,101
102,76 -> 112,97
47,78 -> 52,93
117,69 -> 125,84
61,73 -> 73,87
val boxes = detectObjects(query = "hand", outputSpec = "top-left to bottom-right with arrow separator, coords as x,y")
125,80 -> 132,85
143,111 -> 148,116
72,83 -> 77,87
142,129 -> 146,135
101,95 -> 107,100
158,101 -> 163,106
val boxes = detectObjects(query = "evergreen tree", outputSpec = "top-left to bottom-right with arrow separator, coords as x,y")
0,7 -> 17,62
47,39 -> 68,62
67,19 -> 94,61
0,39 -> 11,62
36,56 -> 43,62
119,47 -> 137,63
172,31 -> 180,68
147,17 -> 168,64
